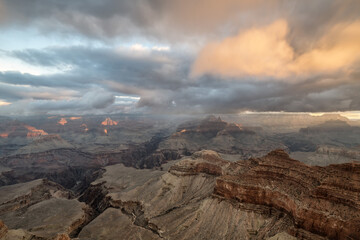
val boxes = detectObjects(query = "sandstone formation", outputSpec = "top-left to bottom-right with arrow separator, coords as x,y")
225,113 -> 350,133
77,150 -> 360,239
0,134 -> 180,192
0,120 -> 48,139
316,145 -> 360,159
214,150 -> 360,239
159,115 -> 286,158
0,179 -> 89,239
0,114 -> 359,239
58,118 -> 68,126
0,179 -> 71,215
13,134 -> 73,155
101,117 -> 118,126
79,208 -> 160,240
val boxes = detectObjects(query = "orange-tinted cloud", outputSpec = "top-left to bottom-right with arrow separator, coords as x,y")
192,19 -> 360,80
291,21 -> 360,74
0,100 -> 10,106
192,19 -> 293,78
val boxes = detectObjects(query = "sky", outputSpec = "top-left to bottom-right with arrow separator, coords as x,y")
0,0 -> 359,116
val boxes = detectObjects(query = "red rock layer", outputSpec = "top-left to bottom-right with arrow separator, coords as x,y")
214,150 -> 360,239
0,220 -> 7,238
101,117 -> 118,126
0,122 -> 48,138
58,118 -> 68,125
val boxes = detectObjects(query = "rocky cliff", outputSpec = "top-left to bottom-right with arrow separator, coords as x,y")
75,150 -> 360,239
214,150 -> 360,239
1,149 -> 358,239
159,115 -> 286,157
0,179 -> 90,240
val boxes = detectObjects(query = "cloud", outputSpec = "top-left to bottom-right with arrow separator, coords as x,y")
192,19 -> 360,79
0,88 -> 116,115
0,0 -> 360,115
192,19 -> 293,78
0,82 -> 78,101
0,100 -> 10,106
1,0 -> 358,44
1,43 -> 360,115
292,21 -> 360,74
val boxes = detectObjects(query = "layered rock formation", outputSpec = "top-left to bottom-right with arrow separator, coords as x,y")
77,150 -> 360,239
0,179 -> 90,239
214,150 -> 360,239
13,134 -> 73,155
300,120 -> 354,134
0,120 -> 48,139
0,133 -> 178,188
225,113 -> 351,133
0,149 -> 358,239
58,118 -> 68,126
316,145 -> 360,159
101,117 -> 118,126
159,115 -> 285,158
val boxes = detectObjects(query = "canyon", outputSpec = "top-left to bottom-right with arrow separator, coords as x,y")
0,114 -> 359,239
1,149 -> 358,239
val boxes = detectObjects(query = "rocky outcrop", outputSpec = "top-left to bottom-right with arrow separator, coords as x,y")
214,149 -> 360,239
229,113 -> 350,133
54,233 -> 71,240
1,198 -> 90,239
316,145 -> 360,159
0,179 -> 71,215
79,149 -> 360,239
299,120 -> 357,134
57,118 -> 68,126
101,117 -> 118,126
1,147 -> 358,239
13,134 -> 73,155
76,151 -> 294,239
0,121 -> 48,139
169,150 -> 228,176
160,116 -> 286,158
0,179 -> 91,240
0,221 -> 7,239
78,208 -> 160,240
0,135 -> 180,192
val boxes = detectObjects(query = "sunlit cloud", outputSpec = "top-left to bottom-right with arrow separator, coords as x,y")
130,44 -> 149,52
115,95 -> 140,100
152,46 -> 170,51
291,21 -> 360,74
192,19 -> 360,80
0,0 -> 359,115
127,43 -> 170,52
0,100 -> 11,106
114,95 -> 140,105
192,19 -> 292,78
0,54 -> 63,76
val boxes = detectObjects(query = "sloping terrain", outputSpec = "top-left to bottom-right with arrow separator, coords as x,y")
159,115 -> 286,158
0,179 -> 90,240
76,150 -> 360,239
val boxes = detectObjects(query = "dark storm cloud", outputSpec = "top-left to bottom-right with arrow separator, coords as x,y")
8,46 -> 190,90
1,0 -> 359,42
0,0 -> 359,115
0,81 -> 78,101
1,44 -> 360,115
0,89 -> 115,115
0,0 -> 162,40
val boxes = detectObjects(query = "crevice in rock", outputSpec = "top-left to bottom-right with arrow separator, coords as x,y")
110,199 -> 164,238
72,181 -> 111,238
